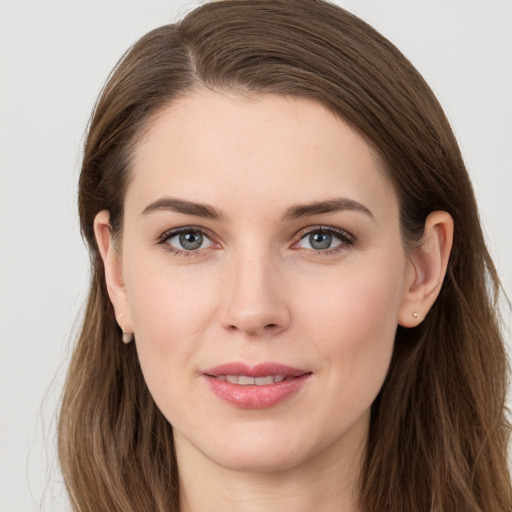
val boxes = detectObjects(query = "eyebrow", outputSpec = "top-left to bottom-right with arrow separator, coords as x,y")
141,197 -> 225,220
281,197 -> 374,221
141,196 -> 373,222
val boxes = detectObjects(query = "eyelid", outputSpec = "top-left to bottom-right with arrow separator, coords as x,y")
155,224 -> 354,257
156,225 -> 211,243
156,225 -> 221,254
291,225 -> 355,251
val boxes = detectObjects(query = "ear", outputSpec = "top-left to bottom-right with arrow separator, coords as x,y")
94,210 -> 134,334
398,211 -> 454,327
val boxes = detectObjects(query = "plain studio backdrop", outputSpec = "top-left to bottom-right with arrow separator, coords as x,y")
0,1 -> 511,510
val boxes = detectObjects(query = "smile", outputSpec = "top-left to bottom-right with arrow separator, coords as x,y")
214,374 -> 287,385
203,362 -> 311,408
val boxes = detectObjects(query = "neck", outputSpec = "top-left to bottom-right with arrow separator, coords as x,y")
175,421 -> 367,512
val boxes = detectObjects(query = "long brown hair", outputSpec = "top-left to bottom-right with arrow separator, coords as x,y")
58,1 -> 511,510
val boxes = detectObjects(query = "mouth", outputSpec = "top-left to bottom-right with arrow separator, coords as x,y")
214,374 -> 289,385
203,362 -> 312,408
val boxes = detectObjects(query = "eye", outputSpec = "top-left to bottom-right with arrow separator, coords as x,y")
295,227 -> 353,252
161,228 -> 215,252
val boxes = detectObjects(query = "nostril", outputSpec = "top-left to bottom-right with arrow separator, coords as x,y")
231,322 -> 277,330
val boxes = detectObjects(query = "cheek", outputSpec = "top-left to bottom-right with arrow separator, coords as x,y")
124,265 -> 220,422
122,258 -> 236,377
300,254 -> 404,329
125,255 -> 219,337
297,258 -> 405,383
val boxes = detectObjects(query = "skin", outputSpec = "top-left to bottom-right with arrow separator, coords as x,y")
95,90 -> 453,512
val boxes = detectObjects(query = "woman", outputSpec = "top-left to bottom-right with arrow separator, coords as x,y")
58,0 -> 511,510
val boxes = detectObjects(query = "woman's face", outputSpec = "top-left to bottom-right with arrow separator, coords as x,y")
104,90 -> 417,473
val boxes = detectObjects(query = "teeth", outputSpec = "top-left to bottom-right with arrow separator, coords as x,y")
238,375 -> 255,385
255,376 -> 273,385
217,375 -> 288,385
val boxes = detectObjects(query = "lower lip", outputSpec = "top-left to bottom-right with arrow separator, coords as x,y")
204,374 -> 311,409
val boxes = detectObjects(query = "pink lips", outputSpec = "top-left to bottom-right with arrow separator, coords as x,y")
203,362 -> 311,409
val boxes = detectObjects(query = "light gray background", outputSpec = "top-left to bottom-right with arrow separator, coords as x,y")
1,1 -> 511,510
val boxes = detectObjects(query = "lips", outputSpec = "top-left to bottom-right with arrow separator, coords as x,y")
217,374 -> 287,385
203,362 -> 311,409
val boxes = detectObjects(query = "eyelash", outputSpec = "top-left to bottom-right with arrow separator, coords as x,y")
156,225 -> 355,257
292,226 -> 355,256
156,226 -> 219,258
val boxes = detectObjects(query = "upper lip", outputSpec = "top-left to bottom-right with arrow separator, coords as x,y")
203,362 -> 310,378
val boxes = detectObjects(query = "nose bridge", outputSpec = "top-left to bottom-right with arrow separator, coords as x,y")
221,243 -> 290,337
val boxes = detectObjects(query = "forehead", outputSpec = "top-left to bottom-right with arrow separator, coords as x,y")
127,89 -> 397,220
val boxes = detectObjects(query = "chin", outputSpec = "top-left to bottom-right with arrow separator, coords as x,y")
172,418 -> 312,472
207,444 -> 310,474
179,420 -> 336,474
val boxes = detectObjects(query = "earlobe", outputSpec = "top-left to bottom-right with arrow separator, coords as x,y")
398,211 -> 454,328
93,210 -> 134,334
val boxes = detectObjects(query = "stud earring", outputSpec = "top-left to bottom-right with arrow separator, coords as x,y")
117,313 -> 133,343
412,312 -> 420,319
122,331 -> 134,344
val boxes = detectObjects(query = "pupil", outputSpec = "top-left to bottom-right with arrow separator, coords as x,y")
179,231 -> 203,250
310,232 -> 332,250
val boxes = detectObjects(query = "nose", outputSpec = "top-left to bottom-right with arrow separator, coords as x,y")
219,251 -> 291,338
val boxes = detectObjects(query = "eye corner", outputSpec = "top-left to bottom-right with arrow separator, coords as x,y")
156,226 -> 221,256
292,225 -> 355,254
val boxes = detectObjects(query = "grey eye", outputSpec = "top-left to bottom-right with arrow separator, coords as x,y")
167,230 -> 212,251
309,232 -> 332,250
297,230 -> 343,251
180,231 -> 203,250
